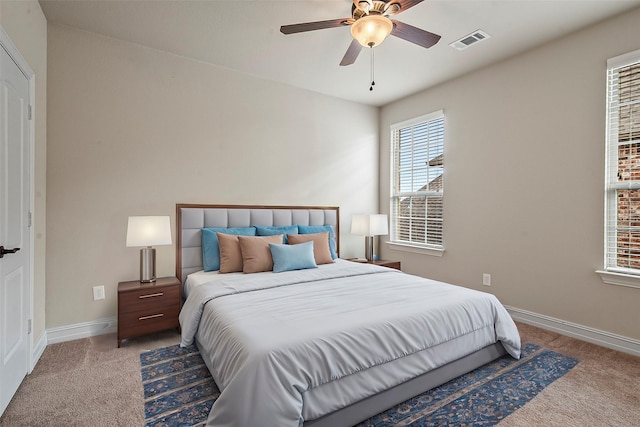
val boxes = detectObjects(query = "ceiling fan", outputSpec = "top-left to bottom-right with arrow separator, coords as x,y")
280,0 -> 441,66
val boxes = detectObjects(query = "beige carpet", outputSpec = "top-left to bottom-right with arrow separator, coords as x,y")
0,330 -> 180,427
0,323 -> 638,427
498,324 -> 640,427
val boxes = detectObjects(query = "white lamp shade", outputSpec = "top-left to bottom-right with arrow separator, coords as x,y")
126,216 -> 172,247
351,214 -> 389,236
350,14 -> 393,48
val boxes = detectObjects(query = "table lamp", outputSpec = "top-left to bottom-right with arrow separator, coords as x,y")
351,214 -> 389,262
126,216 -> 172,283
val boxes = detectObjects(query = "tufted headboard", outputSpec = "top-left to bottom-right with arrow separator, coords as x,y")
175,204 -> 340,283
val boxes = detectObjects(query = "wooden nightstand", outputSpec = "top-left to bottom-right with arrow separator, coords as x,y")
347,259 -> 401,271
117,276 -> 181,347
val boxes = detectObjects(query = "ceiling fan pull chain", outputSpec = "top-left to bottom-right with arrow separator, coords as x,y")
370,47 -> 375,91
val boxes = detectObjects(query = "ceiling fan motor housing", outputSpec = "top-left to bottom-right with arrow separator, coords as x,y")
353,0 -> 401,20
354,0 -> 373,14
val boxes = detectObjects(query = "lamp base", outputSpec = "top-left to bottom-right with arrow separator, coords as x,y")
364,236 -> 374,262
140,247 -> 156,283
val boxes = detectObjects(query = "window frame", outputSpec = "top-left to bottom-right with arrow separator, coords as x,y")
597,48 -> 640,289
388,110 -> 445,256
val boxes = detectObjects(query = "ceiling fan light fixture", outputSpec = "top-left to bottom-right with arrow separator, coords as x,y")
350,15 -> 393,48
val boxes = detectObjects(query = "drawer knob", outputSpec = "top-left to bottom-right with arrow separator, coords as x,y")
138,313 -> 164,321
139,292 -> 163,299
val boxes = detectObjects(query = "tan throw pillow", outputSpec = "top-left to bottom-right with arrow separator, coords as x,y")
217,232 -> 243,273
238,234 -> 283,273
287,232 -> 334,265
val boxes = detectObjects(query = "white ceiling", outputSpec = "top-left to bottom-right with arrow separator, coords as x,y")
39,0 -> 640,107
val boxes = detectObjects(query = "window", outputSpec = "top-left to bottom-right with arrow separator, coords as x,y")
600,49 -> 640,288
390,111 -> 445,254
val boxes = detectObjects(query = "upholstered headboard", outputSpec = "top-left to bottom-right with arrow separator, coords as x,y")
175,204 -> 340,283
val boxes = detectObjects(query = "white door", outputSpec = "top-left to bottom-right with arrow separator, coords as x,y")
0,42 -> 31,416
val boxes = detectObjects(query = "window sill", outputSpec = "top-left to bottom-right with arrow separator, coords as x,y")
596,270 -> 640,289
386,241 -> 444,257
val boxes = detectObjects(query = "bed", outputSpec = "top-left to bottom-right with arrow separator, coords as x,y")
176,204 -> 521,427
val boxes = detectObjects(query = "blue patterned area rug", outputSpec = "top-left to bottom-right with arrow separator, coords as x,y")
140,342 -> 578,427
140,344 -> 217,427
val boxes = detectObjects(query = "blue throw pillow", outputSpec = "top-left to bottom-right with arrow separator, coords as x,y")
298,225 -> 337,259
270,241 -> 317,273
202,227 -> 256,271
255,225 -> 298,243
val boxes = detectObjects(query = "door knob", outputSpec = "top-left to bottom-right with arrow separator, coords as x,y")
0,246 -> 20,259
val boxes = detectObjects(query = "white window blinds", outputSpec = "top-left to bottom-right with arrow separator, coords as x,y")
605,50 -> 640,274
390,111 -> 444,249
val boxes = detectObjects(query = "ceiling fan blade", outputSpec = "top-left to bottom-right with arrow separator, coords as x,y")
386,0 -> 425,15
340,39 -> 363,66
391,20 -> 441,49
280,18 -> 350,35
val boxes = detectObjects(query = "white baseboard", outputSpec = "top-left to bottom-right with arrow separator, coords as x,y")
30,331 -> 47,372
46,317 -> 117,345
506,305 -> 640,357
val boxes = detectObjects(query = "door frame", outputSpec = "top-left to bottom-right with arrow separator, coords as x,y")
0,25 -> 35,374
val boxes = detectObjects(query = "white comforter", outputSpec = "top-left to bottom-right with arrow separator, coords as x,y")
180,260 -> 521,427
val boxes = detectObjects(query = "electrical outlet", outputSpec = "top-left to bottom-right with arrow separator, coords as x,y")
482,273 -> 491,286
93,285 -> 105,301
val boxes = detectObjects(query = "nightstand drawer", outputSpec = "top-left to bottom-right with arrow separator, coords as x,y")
346,259 -> 401,271
118,304 -> 181,338
118,285 -> 180,314
379,261 -> 401,270
117,277 -> 181,347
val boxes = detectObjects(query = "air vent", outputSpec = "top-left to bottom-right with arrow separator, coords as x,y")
449,30 -> 491,51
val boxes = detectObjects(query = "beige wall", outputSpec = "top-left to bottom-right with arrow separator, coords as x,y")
0,1 -> 47,343
380,8 -> 640,340
46,25 -> 379,328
